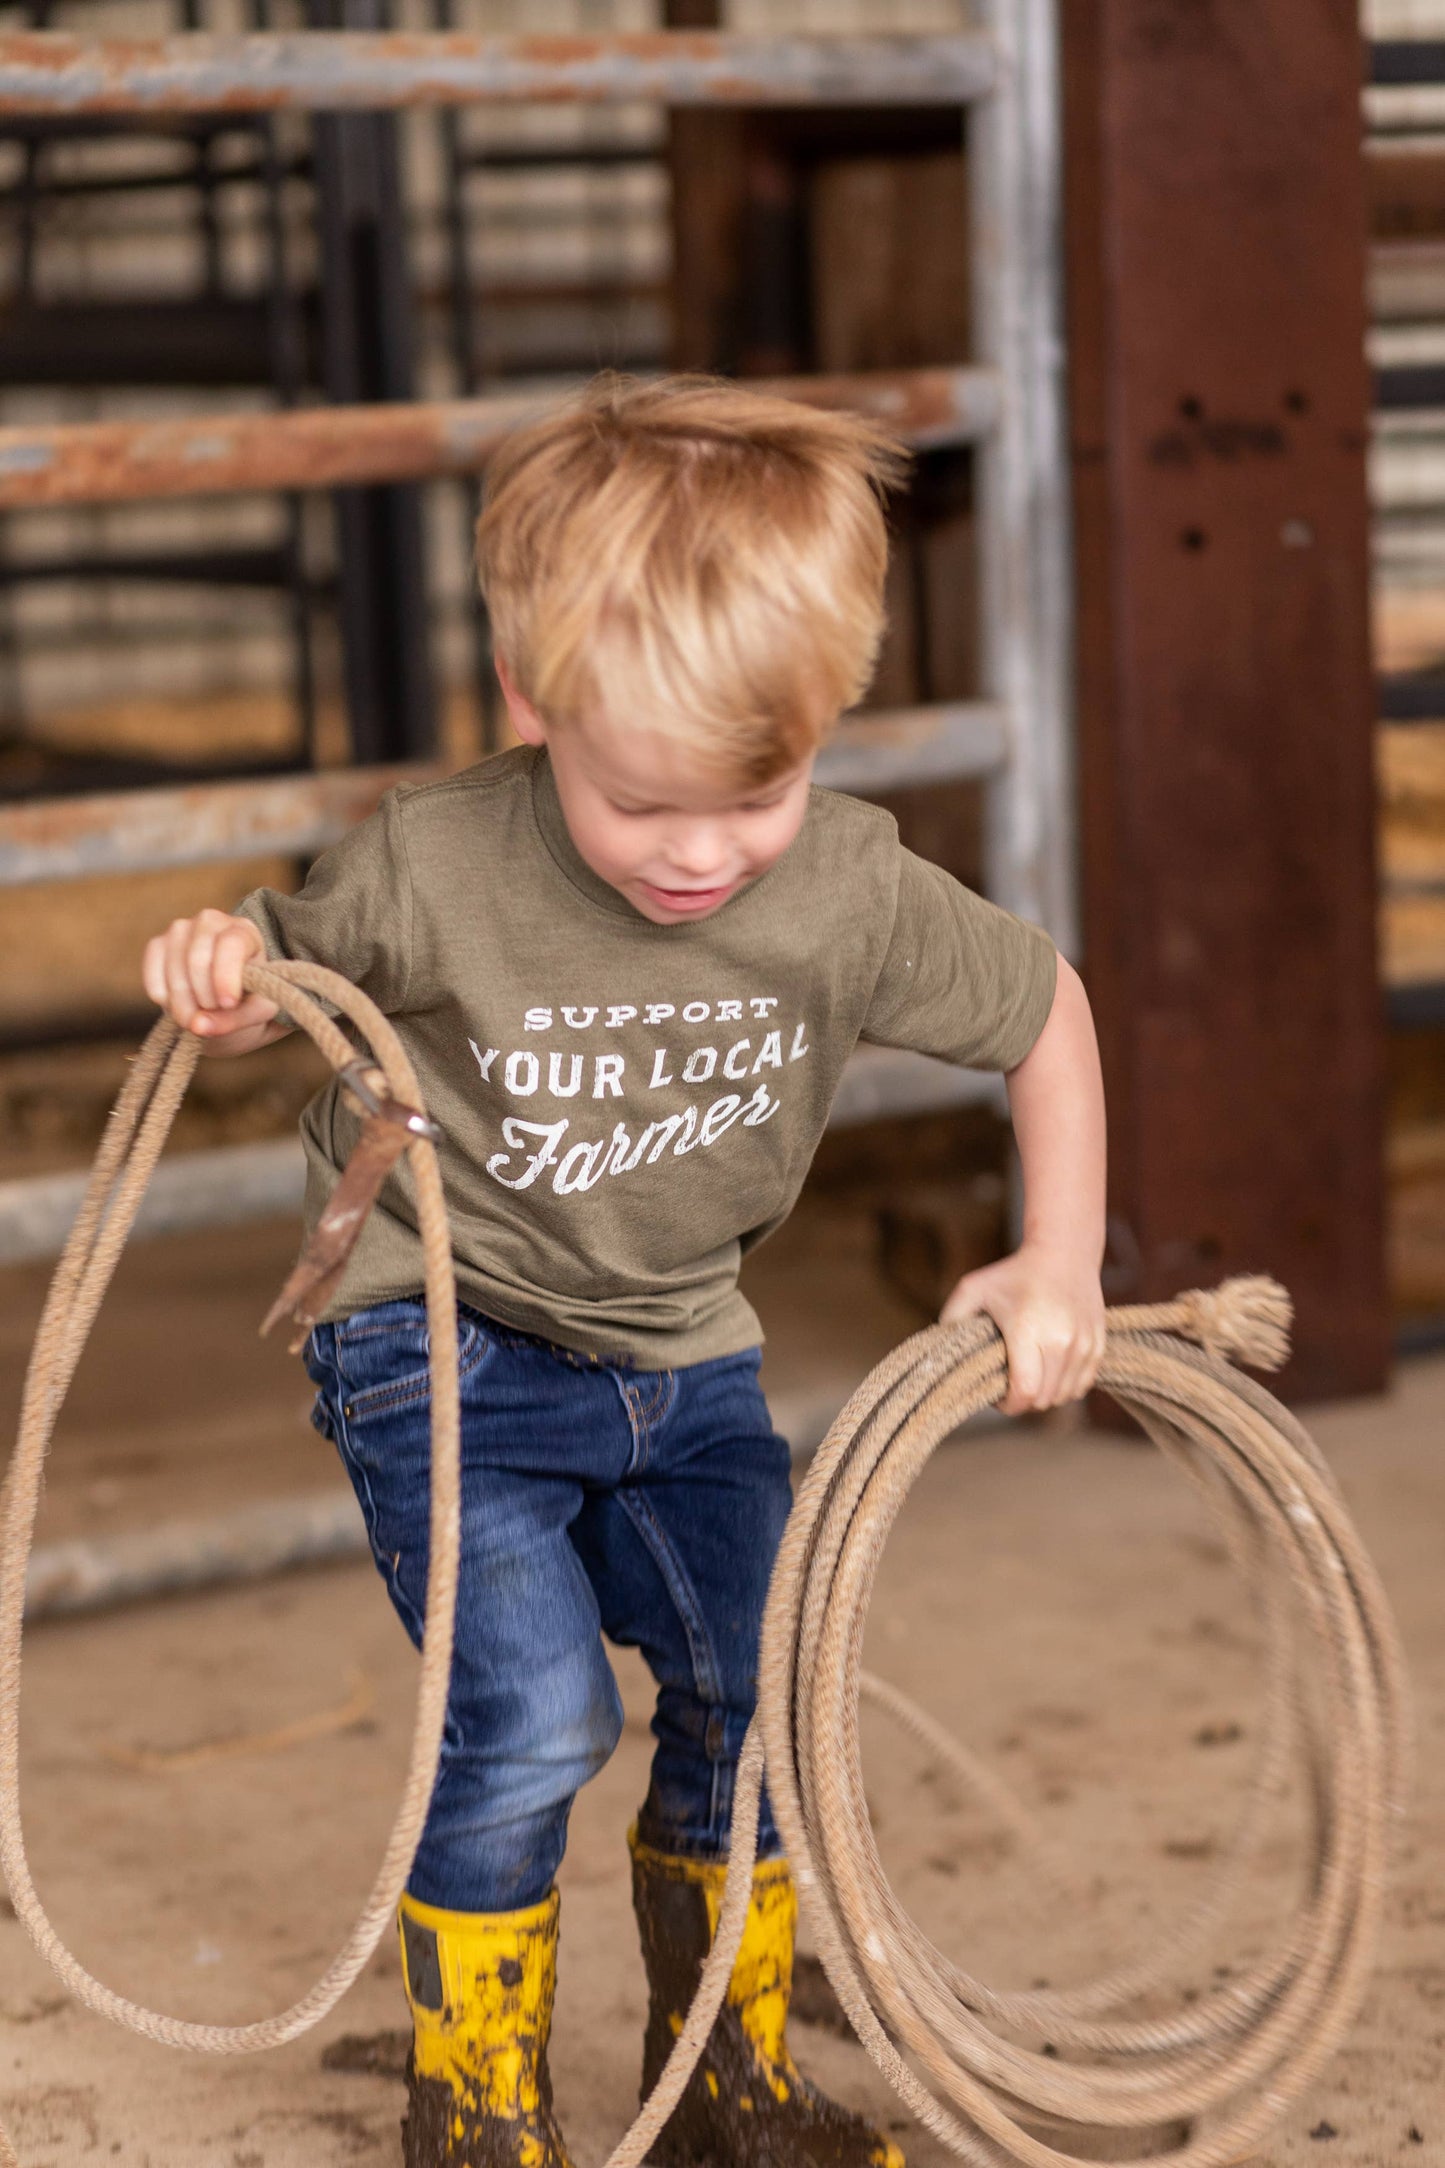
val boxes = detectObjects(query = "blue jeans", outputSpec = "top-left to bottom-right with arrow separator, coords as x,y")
304,1300 -> 792,1913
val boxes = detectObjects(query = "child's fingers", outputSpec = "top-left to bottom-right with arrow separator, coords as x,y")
191,908 -> 260,1011
1052,1355 -> 1084,1407
999,1330 -> 1043,1415
943,1279 -> 1106,1411
141,932 -> 169,1010
1034,1336 -> 1075,1408
1039,1338 -> 1079,1409
145,914 -> 270,1038
212,924 -> 251,1008
942,1276 -> 1040,1412
1036,1334 -> 1091,1409
188,918 -> 221,1014
195,991 -> 276,1037
1061,1328 -> 1106,1406
1034,1346 -> 1068,1409
1018,1328 -> 1092,1411
162,918 -> 202,1028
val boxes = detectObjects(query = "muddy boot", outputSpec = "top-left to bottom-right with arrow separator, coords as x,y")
397,1887 -> 576,2168
630,1834 -> 904,2168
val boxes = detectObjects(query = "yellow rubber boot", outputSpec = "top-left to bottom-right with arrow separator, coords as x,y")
397,1888 -> 576,2168
630,1835 -> 904,2168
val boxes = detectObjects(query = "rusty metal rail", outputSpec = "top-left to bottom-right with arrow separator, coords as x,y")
0,764 -> 420,884
0,368 -> 995,509
0,30 -> 994,117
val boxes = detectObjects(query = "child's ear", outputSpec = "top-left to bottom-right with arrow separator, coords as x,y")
494,653 -> 546,747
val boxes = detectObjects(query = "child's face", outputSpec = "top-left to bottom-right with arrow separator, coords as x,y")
502,672 -> 814,926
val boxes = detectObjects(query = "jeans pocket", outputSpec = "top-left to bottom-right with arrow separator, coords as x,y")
333,1299 -> 489,1424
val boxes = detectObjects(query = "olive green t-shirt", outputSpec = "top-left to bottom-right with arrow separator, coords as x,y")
236,746 -> 1056,1366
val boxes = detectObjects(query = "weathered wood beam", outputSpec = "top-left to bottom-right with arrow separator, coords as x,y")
1063,0 -> 1387,1397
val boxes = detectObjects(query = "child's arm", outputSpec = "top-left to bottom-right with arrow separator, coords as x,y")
141,908 -> 291,1058
940,957 -> 1107,1415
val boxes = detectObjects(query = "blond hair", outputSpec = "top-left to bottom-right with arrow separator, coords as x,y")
475,373 -> 909,785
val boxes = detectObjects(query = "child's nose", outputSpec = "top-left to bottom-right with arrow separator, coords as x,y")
666,822 -> 728,876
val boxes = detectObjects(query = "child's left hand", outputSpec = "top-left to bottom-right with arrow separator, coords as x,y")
940,1244 -> 1106,1416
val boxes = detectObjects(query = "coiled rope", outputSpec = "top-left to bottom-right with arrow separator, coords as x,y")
0,963 -> 1409,2168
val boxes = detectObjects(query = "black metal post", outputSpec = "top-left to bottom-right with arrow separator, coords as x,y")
308,0 -> 436,764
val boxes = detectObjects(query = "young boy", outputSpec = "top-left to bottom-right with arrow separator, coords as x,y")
143,375 -> 1107,2168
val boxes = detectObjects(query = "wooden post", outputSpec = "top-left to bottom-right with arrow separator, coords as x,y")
1062,1 -> 1388,1397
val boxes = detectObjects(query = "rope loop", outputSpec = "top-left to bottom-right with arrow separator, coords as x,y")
0,962 -> 461,2095
747,1299 -> 1410,2168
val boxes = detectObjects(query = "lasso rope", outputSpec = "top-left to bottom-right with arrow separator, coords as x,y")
0,964 -> 1409,2168
0,965 -> 461,2167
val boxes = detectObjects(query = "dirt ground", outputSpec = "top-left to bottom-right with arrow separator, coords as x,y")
0,1211 -> 1441,2168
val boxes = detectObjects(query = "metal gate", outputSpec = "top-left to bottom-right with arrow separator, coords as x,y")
0,9 -> 1073,1267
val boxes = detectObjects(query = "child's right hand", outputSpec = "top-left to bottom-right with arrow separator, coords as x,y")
142,909 -> 282,1051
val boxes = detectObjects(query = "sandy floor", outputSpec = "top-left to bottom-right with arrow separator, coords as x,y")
0,1218 -> 1440,2166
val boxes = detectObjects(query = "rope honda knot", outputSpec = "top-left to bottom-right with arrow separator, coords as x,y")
1156,1274 -> 1295,1373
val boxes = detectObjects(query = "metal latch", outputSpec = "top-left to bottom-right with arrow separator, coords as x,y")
337,1057 -> 442,1142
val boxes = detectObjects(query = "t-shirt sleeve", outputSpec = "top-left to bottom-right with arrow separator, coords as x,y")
860,846 -> 1058,1072
232,787 -> 414,1015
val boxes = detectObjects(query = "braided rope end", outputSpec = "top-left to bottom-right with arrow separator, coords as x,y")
1177,1276 -> 1293,1372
